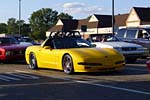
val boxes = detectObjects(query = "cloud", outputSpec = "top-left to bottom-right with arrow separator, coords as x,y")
63,2 -> 85,8
62,2 -> 103,16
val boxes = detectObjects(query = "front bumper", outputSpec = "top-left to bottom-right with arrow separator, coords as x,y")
74,60 -> 125,72
0,54 -> 25,61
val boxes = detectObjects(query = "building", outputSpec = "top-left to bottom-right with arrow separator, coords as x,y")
47,14 -> 113,39
126,7 -> 150,27
115,13 -> 129,29
47,7 -> 150,39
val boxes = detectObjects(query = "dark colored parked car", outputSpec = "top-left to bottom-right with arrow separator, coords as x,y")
0,37 -> 28,62
116,27 -> 150,57
14,36 -> 40,45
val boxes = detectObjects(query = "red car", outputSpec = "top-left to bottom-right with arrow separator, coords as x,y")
0,37 -> 28,62
146,57 -> 150,72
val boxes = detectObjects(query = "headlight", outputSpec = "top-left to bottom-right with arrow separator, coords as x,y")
5,51 -> 11,56
114,47 -> 122,52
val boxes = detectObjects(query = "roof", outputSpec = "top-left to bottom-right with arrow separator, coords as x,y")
48,19 -> 78,32
133,7 -> 150,22
47,25 -> 63,32
47,9 -> 150,32
94,14 -> 112,21
115,13 -> 129,26
88,14 -> 112,28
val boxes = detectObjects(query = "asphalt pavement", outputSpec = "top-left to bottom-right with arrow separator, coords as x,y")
0,59 -> 150,100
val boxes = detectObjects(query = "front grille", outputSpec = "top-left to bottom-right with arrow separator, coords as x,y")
78,62 -> 102,66
122,47 -> 137,51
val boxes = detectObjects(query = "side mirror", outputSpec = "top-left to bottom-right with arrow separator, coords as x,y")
43,46 -> 52,49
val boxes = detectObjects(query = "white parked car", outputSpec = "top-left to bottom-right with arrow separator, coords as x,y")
91,36 -> 144,63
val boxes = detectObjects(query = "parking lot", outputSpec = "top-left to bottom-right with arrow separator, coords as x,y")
0,59 -> 150,100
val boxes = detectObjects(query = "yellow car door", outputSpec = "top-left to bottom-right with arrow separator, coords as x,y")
38,47 -> 58,69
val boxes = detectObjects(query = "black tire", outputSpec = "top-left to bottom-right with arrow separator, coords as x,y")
29,52 -> 38,69
62,54 -> 74,74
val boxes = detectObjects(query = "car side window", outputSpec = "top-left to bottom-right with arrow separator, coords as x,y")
126,30 -> 137,39
141,30 -> 150,40
137,30 -> 143,38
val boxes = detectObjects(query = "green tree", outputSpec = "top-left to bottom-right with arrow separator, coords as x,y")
87,15 -> 92,20
21,24 -> 31,36
6,18 -> 31,36
7,18 -> 18,35
16,20 -> 31,36
57,12 -> 73,20
29,8 -> 58,40
0,23 -> 7,34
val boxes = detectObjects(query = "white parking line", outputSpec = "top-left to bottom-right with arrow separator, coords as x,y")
0,75 -> 21,81
15,73 -> 40,79
0,71 -> 40,82
12,70 -> 150,95
6,73 -> 39,79
45,75 -> 150,95
75,80 -> 150,95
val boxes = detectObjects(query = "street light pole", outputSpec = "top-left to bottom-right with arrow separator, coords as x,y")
112,0 -> 115,35
19,0 -> 21,35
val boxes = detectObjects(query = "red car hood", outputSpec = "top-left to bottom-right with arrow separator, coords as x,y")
0,44 -> 28,50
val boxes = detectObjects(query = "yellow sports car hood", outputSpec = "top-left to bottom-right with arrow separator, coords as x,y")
67,47 -> 121,58
64,47 -> 124,65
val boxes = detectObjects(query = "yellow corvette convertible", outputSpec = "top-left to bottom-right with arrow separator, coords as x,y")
25,31 -> 125,74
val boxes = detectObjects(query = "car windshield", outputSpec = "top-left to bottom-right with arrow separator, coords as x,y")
90,35 -> 120,42
90,34 -> 112,42
116,29 -> 126,38
53,38 -> 92,49
0,37 -> 19,45
20,37 -> 34,42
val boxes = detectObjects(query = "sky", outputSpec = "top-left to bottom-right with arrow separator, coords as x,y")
0,0 -> 150,23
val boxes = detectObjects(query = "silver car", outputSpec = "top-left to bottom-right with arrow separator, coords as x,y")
91,36 -> 144,63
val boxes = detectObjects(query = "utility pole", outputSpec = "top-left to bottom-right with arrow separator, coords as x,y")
19,0 -> 21,35
112,0 -> 115,35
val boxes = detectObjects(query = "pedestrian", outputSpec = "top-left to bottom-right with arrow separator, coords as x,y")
101,35 -> 107,42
